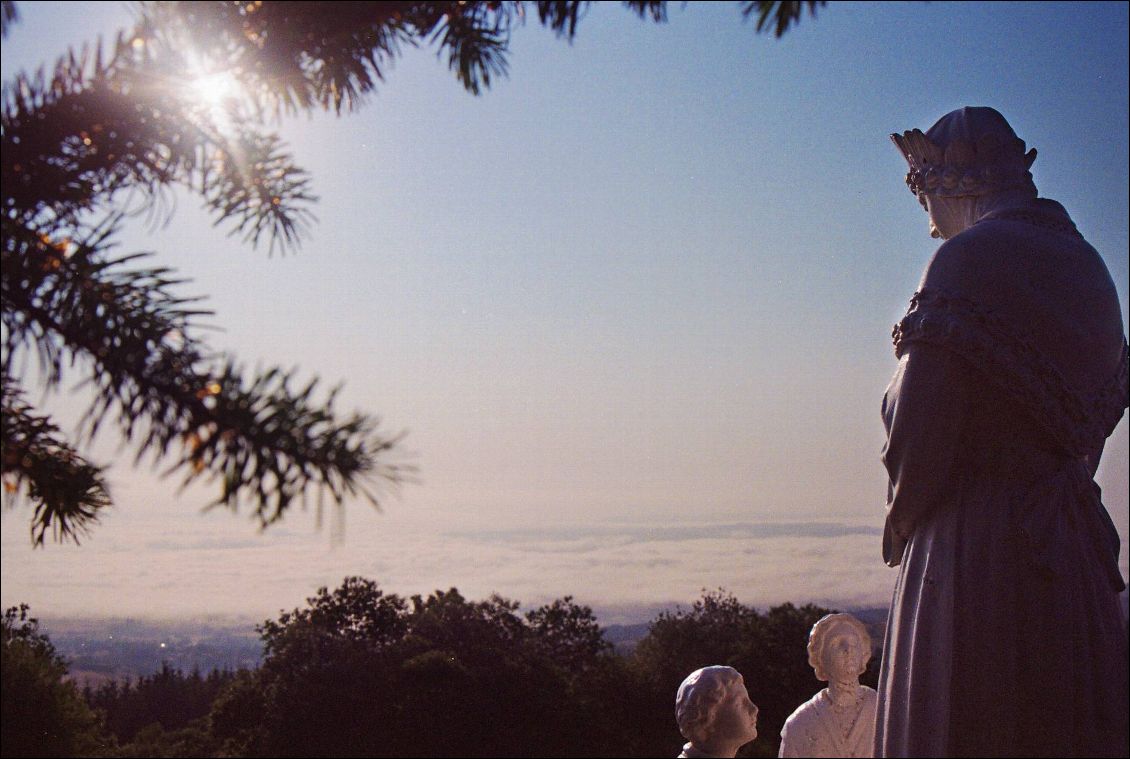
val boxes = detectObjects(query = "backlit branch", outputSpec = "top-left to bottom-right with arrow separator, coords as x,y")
1,374 -> 110,546
2,217 -> 408,532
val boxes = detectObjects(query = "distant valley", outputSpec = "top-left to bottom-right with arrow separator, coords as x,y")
42,618 -> 264,686
44,605 -> 900,683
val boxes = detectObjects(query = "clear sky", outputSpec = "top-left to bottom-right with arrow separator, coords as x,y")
2,1 -> 1128,624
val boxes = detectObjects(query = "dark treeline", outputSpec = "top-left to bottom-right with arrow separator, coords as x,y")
2,580 -> 881,758
83,666 -> 242,752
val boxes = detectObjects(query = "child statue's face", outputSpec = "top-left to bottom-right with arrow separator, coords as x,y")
709,678 -> 759,747
822,624 -> 867,683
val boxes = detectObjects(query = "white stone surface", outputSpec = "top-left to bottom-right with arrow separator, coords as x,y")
675,665 -> 759,758
779,613 -> 876,758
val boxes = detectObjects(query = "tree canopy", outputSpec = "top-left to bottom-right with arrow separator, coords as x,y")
2,583 -> 867,756
230,577 -> 624,757
249,581 -> 858,757
1,605 -> 106,757
209,579 -> 842,757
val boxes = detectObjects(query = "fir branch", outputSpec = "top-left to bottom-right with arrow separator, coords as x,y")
740,0 -> 826,37
139,1 -> 420,116
0,1 -> 17,39
1,374 -> 110,546
2,36 -> 315,254
2,217 -> 410,531
534,1 -> 592,37
4,0 -> 825,542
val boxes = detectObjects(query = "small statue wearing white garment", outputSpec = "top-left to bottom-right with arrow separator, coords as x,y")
675,665 -> 759,758
779,613 -> 877,758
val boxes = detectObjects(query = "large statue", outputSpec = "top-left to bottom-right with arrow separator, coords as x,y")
675,666 -> 759,758
877,106 -> 1129,757
779,613 -> 876,758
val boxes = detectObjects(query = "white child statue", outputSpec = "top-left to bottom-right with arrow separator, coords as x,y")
779,613 -> 877,758
675,665 -> 759,758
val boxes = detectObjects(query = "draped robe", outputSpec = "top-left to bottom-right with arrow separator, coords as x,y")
874,199 -> 1129,758
780,687 -> 878,758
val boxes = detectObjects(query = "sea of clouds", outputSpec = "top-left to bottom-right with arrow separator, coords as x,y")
2,500 -> 898,625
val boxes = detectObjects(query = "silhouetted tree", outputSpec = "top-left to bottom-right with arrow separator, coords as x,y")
85,664 -> 239,745
224,577 -> 629,757
1,605 -> 107,757
206,669 -> 265,756
525,596 -> 647,755
98,718 -> 217,759
526,595 -> 612,671
3,0 -> 826,544
237,579 -> 849,757
0,586 -> 874,757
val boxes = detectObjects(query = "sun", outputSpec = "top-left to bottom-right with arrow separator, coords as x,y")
188,69 -> 241,110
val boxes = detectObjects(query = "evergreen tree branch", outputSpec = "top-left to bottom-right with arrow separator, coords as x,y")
2,34 -> 315,254
740,0 -> 826,37
138,1 -> 595,111
140,1 -> 419,116
2,217 -> 410,532
621,0 -> 667,24
1,374 -> 110,546
3,0 -> 823,542
0,1 -> 17,39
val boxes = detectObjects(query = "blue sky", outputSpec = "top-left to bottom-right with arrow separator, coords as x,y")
2,1 -> 1127,622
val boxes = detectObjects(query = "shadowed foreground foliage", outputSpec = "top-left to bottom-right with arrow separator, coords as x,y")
1,606 -> 105,758
2,584 -> 876,757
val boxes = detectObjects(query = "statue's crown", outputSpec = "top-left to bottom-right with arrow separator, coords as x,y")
890,128 -> 1037,208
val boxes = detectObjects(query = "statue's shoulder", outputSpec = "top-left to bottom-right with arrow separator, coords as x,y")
921,199 -> 1101,296
919,227 -> 1006,294
782,689 -> 826,731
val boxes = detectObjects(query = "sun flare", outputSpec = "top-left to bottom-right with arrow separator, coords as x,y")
188,70 -> 240,110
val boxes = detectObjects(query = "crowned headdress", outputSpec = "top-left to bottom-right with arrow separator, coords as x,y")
891,106 -> 1037,210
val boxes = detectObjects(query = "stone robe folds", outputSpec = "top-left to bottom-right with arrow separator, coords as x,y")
779,687 -> 877,758
875,199 -> 1130,757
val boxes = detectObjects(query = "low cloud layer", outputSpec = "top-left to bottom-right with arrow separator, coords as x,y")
2,508 -> 897,624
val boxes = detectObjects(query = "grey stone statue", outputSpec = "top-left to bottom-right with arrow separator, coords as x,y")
876,106 -> 1129,757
